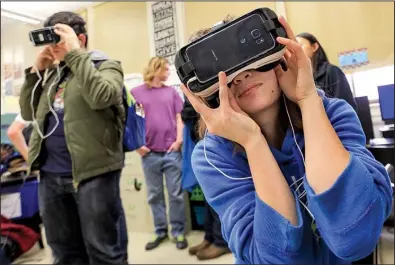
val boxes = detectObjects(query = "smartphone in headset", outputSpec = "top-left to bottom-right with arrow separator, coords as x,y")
184,13 -> 276,84
29,27 -> 61,47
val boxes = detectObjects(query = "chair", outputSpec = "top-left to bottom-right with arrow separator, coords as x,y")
354,96 -> 375,144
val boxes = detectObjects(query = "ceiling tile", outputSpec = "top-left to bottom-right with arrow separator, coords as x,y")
1,2 -> 94,20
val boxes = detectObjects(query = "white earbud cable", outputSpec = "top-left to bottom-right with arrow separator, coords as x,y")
203,92 -> 317,228
31,65 -> 65,139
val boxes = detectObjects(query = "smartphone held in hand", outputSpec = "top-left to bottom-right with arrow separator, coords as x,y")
29,27 -> 61,47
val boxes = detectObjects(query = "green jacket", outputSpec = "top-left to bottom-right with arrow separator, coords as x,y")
19,49 -> 125,186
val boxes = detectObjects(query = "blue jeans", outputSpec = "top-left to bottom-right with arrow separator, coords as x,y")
142,151 -> 186,237
38,170 -> 128,265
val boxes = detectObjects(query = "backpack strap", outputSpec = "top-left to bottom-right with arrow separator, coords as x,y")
92,60 -> 126,126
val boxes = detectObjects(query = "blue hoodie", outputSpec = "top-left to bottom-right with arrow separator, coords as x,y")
191,95 -> 393,264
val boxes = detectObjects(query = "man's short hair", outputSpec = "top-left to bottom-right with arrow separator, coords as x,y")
44,11 -> 88,47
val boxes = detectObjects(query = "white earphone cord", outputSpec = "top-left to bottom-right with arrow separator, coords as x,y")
203,93 -> 317,227
31,65 -> 64,139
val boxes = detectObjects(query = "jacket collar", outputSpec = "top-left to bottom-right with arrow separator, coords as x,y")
314,61 -> 329,80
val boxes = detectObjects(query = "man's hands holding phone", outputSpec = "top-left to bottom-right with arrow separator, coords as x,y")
53,24 -> 81,52
181,72 -> 261,149
31,23 -> 80,73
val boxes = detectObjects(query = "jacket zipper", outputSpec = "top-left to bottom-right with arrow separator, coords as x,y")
30,69 -> 58,182
62,74 -> 78,190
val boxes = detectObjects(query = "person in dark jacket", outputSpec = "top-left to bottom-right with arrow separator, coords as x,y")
296,32 -> 357,111
181,98 -> 231,260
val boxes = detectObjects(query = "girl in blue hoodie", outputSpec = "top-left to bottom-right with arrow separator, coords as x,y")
181,16 -> 393,264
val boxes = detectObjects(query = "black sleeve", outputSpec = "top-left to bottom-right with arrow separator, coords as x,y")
326,65 -> 357,111
181,97 -> 200,142
181,97 -> 199,123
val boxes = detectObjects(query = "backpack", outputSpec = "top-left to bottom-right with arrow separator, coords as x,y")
93,60 -> 146,152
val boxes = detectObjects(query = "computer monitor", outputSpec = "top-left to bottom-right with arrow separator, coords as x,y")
378,84 -> 394,124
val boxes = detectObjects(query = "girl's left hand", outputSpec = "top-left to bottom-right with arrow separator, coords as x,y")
274,16 -> 318,106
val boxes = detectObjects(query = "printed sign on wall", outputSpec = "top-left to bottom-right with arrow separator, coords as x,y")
151,1 -> 178,64
338,48 -> 369,69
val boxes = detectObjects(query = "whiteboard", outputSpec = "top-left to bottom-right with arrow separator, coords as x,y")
1,193 -> 22,219
124,73 -> 144,91
165,64 -> 184,101
352,65 -> 394,100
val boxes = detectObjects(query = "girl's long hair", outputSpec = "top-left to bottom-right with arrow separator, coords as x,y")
296,32 -> 329,77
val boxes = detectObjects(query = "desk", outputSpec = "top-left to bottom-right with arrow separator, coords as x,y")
1,174 -> 38,186
367,142 -> 395,168
380,125 -> 394,139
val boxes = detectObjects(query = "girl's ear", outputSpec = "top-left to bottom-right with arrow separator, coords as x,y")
312,43 -> 320,53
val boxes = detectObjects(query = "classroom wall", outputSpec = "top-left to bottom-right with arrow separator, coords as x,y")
91,2 -> 150,74
183,2 -> 276,42
1,22 -> 40,113
78,9 -> 87,21
285,2 -> 394,71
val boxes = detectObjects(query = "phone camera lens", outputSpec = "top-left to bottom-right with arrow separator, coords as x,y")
240,38 -> 246,44
251,29 -> 261,38
256,38 -> 264,44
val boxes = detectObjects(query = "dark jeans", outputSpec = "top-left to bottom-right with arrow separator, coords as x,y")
0,245 -> 11,265
38,170 -> 128,265
204,201 -> 227,248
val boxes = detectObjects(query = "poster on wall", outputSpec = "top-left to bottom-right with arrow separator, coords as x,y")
3,62 -> 24,96
338,48 -> 369,69
151,1 -> 178,65
13,63 -> 23,80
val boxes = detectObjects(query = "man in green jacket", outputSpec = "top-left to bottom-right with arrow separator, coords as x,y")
19,11 -> 128,264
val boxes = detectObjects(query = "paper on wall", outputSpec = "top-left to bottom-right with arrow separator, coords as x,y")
1,192 -> 22,219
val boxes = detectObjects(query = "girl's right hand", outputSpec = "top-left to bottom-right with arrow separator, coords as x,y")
181,72 -> 261,147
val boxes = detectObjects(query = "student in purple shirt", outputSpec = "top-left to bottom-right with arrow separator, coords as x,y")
131,57 -> 188,251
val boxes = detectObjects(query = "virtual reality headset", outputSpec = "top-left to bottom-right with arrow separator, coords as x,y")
175,8 -> 288,104
29,27 -> 61,47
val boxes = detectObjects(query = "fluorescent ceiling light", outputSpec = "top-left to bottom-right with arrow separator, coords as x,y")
1,10 -> 41,25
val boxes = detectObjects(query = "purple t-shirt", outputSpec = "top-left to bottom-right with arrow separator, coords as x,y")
131,84 -> 183,152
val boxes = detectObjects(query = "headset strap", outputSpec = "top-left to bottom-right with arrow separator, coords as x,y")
178,60 -> 195,77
